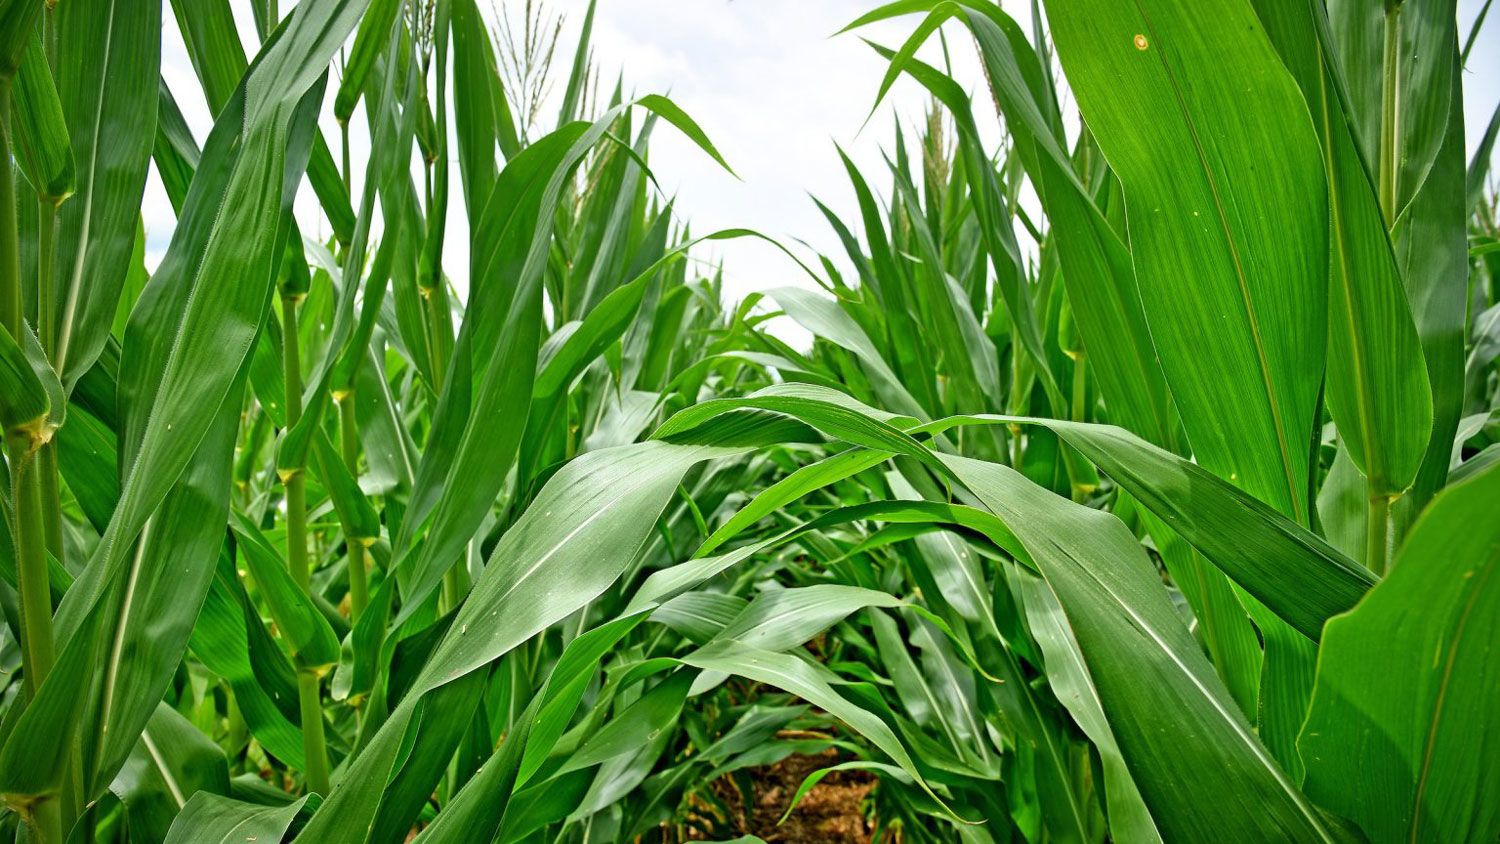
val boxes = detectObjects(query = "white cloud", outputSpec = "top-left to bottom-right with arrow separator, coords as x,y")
568,0 -> 1021,307
146,0 -> 1500,327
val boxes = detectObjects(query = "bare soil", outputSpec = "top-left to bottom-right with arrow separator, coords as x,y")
701,747 -> 877,843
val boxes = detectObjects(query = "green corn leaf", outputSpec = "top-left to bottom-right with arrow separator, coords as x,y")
152,80 -> 200,213
555,0 -> 596,125
0,321 -> 49,440
189,548 -> 306,768
0,0 -> 40,79
296,441 -> 745,841
1258,0 -> 1432,501
164,792 -> 319,844
989,417 -> 1373,639
941,453 -> 1340,841
332,0 -> 402,124
1392,55 -> 1470,526
1044,0 -> 1328,524
49,0 -> 160,391
232,515 -> 340,671
1328,0 -> 1457,222
451,0 -> 516,213
0,0 -> 368,809
709,585 -> 904,654
1012,571 -> 1162,843
11,32 -> 74,203
1299,461 -> 1500,843
108,704 -> 231,843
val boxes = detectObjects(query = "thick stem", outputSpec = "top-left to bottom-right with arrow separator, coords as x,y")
1378,2 -> 1403,224
280,292 -> 331,791
5,75 -> 63,844
347,537 -> 369,621
440,555 -> 470,615
286,472 -> 310,588
337,394 -> 368,620
1367,493 -> 1392,576
35,198 -> 65,571
421,282 -> 450,390
282,291 -> 309,591
297,669 -> 331,795
9,440 -> 55,702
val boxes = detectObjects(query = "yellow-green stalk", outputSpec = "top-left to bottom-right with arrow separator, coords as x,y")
280,288 -> 332,796
337,390 -> 369,620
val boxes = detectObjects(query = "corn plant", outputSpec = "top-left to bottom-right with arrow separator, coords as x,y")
1,0 -> 1498,842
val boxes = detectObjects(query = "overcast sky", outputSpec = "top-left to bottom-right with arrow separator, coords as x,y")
147,1 -> 1500,310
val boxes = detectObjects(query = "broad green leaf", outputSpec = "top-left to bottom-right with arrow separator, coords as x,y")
11,32 -> 74,202
919,415 -> 1374,639
1044,0 -> 1327,524
82,374 -> 244,797
367,672 -> 486,844
653,383 -> 929,466
554,0 -> 596,125
941,453 -> 1339,841
0,0 -> 40,80
48,0 -> 159,390
859,8 -> 1066,415
296,441 -> 744,841
167,0 -> 246,114
393,97 -> 733,630
770,286 -> 928,421
695,448 -> 888,556
108,704 -> 230,843
167,0 -> 355,242
1299,462 -> 1500,843
1013,571 -> 1162,844
710,584 -> 904,654
232,515 -> 340,671
1137,506 -> 1263,717
189,549 -> 306,768
164,792 -> 318,844
557,670 -> 696,775
451,0 -> 517,213
1328,0 -> 1457,221
409,442 -> 743,696
1393,56 -> 1470,524
1258,0 -> 1432,499
652,592 -> 745,644
0,0 -> 369,808
1467,98 -> 1500,215
152,80 -> 200,213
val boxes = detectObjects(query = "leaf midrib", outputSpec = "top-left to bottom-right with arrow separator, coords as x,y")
1043,525 -> 1337,841
54,0 -> 121,377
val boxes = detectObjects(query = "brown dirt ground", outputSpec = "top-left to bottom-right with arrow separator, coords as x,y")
698,747 -> 877,843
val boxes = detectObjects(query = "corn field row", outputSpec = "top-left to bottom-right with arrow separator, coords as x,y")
0,0 -> 1498,841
